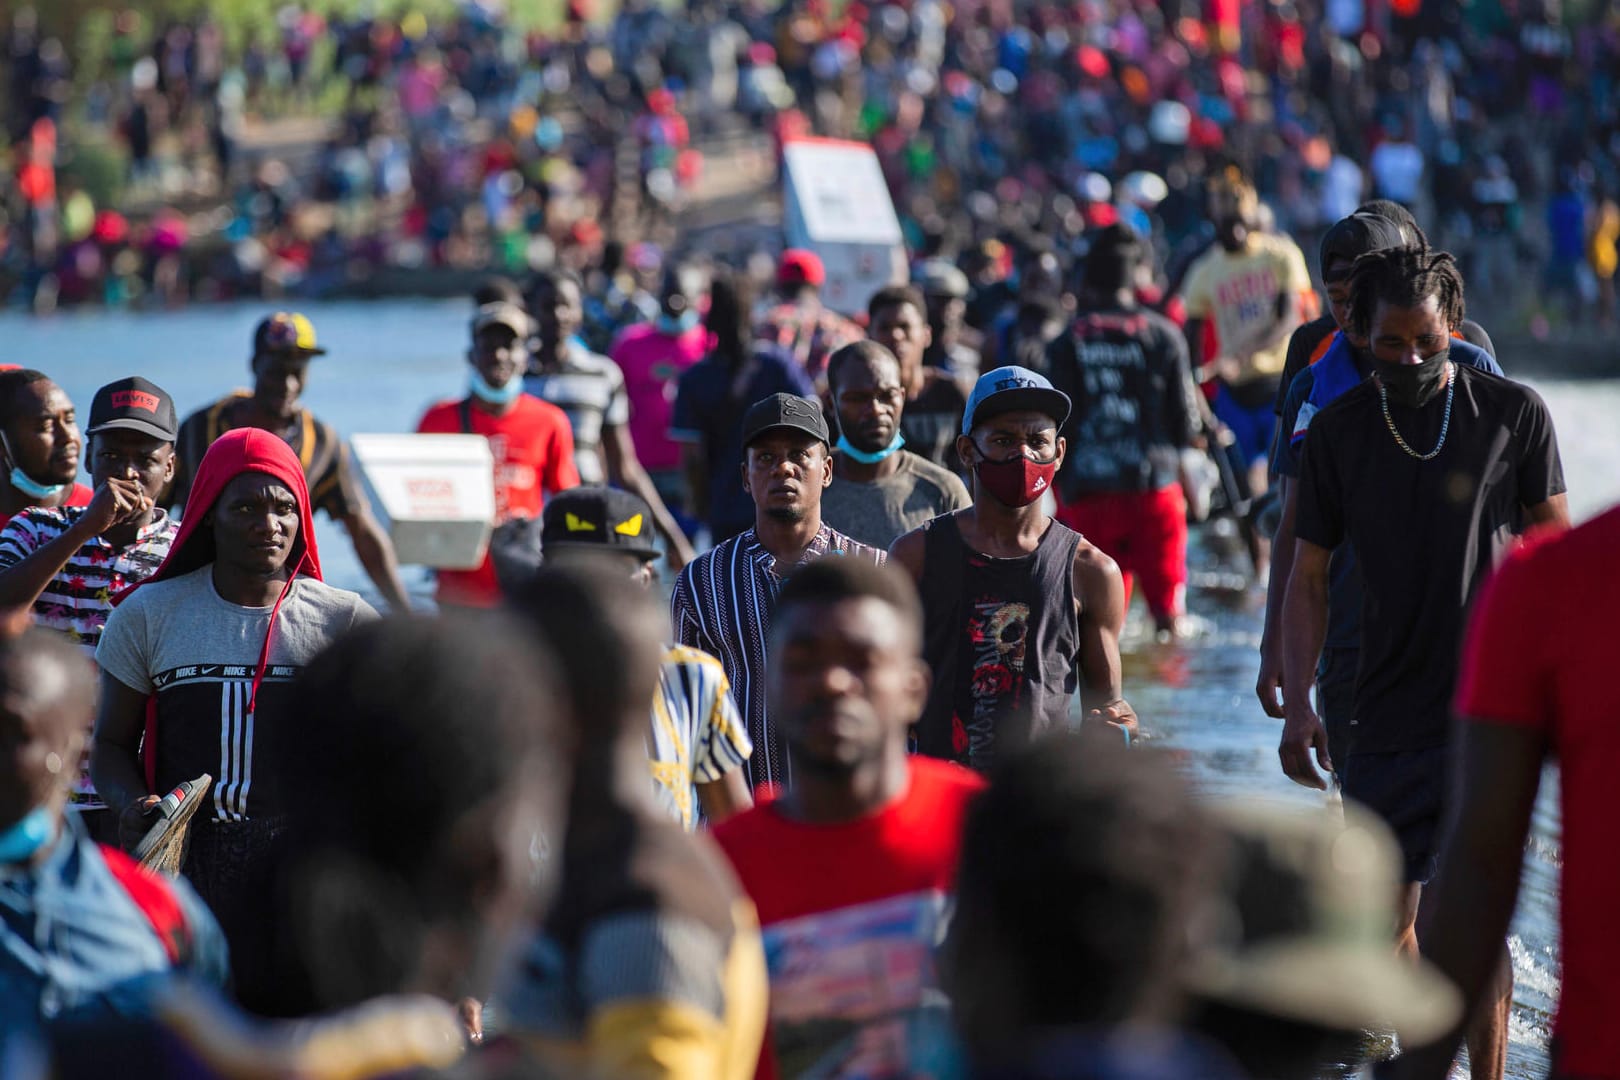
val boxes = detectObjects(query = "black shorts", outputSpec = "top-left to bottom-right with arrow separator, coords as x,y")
1315,647 -> 1357,782
1340,745 -> 1449,884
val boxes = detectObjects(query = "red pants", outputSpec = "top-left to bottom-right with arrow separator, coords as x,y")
1056,484 -> 1188,622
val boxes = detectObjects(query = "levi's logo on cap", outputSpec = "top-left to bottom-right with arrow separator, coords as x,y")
111,390 -> 161,413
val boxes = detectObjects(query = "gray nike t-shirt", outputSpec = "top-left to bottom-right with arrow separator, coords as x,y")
97,566 -> 376,822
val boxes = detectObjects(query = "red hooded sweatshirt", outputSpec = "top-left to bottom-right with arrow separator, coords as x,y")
120,427 -> 324,788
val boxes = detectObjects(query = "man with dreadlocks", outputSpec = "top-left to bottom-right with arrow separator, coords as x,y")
1279,245 -> 1567,1080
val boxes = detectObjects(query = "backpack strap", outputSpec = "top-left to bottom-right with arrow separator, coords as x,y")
100,845 -> 192,966
458,397 -> 474,435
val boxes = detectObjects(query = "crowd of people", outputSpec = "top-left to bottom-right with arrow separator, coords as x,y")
5,0 -> 1620,324
0,149 -> 1614,1079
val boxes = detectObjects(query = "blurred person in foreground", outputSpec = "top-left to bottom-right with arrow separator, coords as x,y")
500,566 -> 768,1080
523,270 -> 694,568
417,302 -> 580,608
536,486 -> 753,829
0,620 -> 225,1035
1185,803 -> 1461,1080
52,613 -> 568,1078
171,313 -> 410,612
890,366 -> 1134,774
0,377 -> 183,840
1390,505 -> 1620,1080
671,267 -> 814,545
0,369 -> 91,528
1049,224 -> 1203,639
1281,247 -> 1567,1080
713,557 -> 984,1079
945,733 -> 1227,1078
1257,217 -> 1502,766
93,429 -> 377,1014
671,392 -> 885,790
819,340 -> 970,550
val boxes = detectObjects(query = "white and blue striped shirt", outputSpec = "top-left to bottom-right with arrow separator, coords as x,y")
649,644 -> 751,830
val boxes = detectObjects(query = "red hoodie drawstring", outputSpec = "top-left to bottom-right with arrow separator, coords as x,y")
246,551 -> 307,719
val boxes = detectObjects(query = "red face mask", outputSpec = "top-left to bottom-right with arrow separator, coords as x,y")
973,447 -> 1057,507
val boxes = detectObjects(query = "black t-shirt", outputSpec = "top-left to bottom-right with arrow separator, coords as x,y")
901,378 -> 969,471
1294,365 -> 1565,753
1272,316 -> 1498,416
1048,306 -> 1200,499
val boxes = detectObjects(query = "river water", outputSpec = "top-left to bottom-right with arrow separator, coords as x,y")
8,300 -> 1617,1078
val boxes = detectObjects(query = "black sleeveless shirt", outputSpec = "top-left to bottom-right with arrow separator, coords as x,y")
916,513 -> 1084,772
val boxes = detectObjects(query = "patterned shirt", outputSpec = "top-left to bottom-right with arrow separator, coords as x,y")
0,505 -> 179,808
650,644 -> 752,831
754,299 -> 863,380
671,524 -> 886,789
524,346 -> 631,486
0,506 -> 180,654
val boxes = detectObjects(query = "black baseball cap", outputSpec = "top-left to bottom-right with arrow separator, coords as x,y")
87,377 -> 178,442
741,393 -> 830,448
1318,213 -> 1413,282
541,487 -> 661,562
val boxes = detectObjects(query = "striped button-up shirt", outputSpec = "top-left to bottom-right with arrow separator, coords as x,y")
0,505 -> 179,809
671,524 -> 885,789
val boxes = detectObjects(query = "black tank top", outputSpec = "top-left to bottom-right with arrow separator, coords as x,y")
916,513 -> 1084,772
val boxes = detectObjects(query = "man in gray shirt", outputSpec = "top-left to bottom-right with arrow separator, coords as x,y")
821,341 -> 971,550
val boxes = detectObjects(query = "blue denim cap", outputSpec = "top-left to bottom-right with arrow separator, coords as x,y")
961,365 -> 1072,436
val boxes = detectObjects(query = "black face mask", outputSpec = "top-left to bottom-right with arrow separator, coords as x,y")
1215,215 -> 1248,252
1373,348 -> 1451,409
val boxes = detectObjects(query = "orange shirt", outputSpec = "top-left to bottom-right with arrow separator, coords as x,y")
417,394 -> 579,606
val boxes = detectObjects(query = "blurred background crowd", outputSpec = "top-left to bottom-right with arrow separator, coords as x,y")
2,0 -> 1618,332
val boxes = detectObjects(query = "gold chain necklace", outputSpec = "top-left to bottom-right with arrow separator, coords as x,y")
1378,362 -> 1455,461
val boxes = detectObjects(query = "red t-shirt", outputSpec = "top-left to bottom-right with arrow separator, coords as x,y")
713,757 -> 984,1080
0,483 -> 93,532
417,395 -> 579,607
1454,506 -> 1620,1077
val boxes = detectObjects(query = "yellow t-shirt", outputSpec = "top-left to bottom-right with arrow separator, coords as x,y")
1180,233 -> 1312,384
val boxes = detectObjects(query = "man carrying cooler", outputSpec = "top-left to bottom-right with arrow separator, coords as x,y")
417,301 -> 580,608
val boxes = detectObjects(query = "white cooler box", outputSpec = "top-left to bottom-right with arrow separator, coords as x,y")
350,434 -> 495,569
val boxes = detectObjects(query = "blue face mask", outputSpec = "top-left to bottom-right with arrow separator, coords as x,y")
656,310 -> 700,335
0,806 -> 55,864
836,431 -> 906,464
470,370 -> 525,407
8,466 -> 68,501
